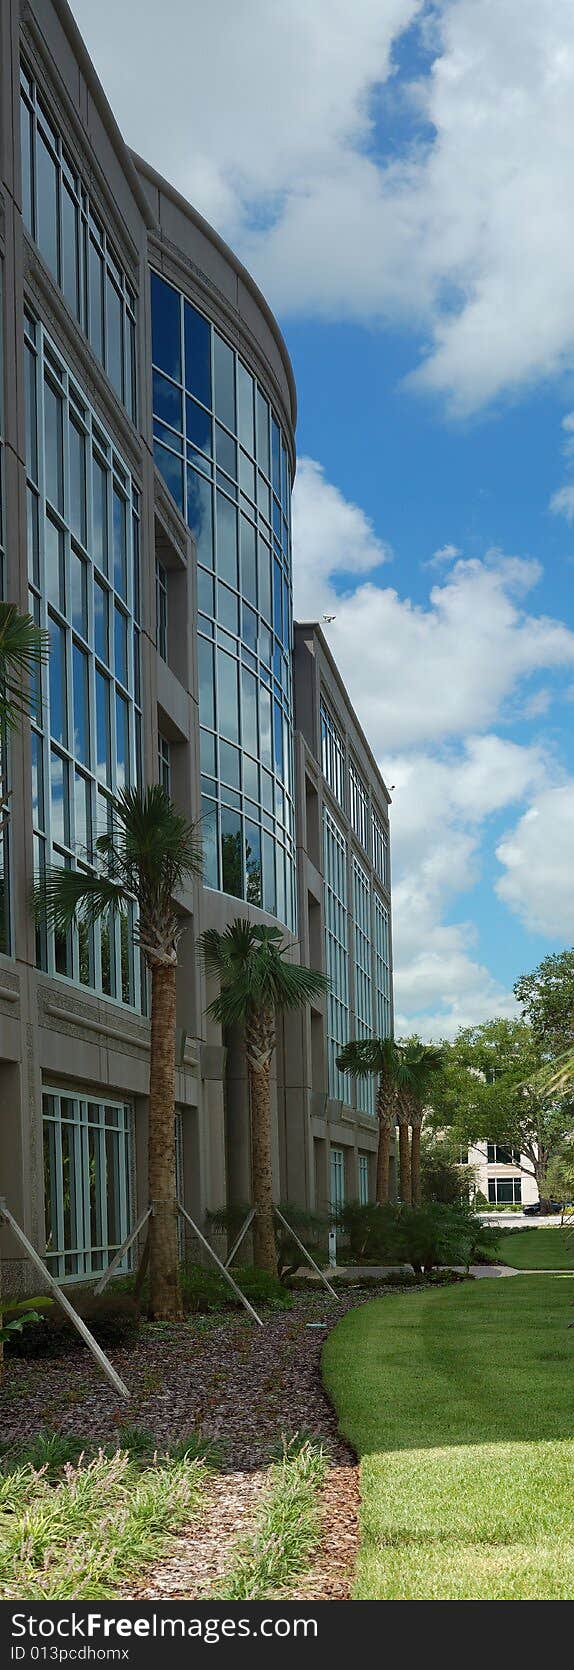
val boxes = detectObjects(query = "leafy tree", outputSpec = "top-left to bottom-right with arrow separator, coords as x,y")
428,1018 -> 574,1206
34,785 -> 202,1319
514,950 -> 574,1058
545,1151 -> 574,1210
200,919 -> 329,1275
420,1131 -> 474,1206
336,1036 -> 402,1204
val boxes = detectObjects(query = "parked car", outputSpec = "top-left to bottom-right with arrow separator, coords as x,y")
523,1200 -> 563,1216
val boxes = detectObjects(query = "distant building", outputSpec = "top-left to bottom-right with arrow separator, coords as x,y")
469,1143 -> 538,1209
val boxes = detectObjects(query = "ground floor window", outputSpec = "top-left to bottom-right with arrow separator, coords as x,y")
330,1146 -> 345,1215
43,1089 -> 132,1278
358,1153 -> 369,1205
488,1176 -> 522,1205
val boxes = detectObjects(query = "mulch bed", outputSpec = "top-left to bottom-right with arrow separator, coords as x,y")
0,1284 -> 397,1599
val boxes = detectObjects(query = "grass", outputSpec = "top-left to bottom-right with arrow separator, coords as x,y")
217,1438 -> 326,1600
493,1226 -> 574,1269
323,1276 -> 574,1599
0,1446 -> 206,1599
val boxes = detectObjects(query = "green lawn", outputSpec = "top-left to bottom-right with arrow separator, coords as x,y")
323,1277 -> 574,1599
494,1226 -> 574,1269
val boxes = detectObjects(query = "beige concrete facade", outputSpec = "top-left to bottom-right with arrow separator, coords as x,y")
0,0 -> 394,1291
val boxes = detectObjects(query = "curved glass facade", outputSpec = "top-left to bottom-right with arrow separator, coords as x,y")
150,272 -> 296,930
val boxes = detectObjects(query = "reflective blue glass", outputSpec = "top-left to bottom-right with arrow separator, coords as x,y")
184,301 -> 211,407
151,273 -> 181,381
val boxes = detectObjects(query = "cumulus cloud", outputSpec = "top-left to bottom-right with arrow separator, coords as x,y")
549,485 -> 574,523
292,472 -> 574,749
291,458 -> 391,620
496,784 -> 574,938
70,0 -> 574,414
292,458 -> 574,1033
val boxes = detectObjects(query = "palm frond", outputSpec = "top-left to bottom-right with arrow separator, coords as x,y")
199,916 -> 329,1028
33,866 -> 130,933
336,1036 -> 397,1079
0,604 -> 49,730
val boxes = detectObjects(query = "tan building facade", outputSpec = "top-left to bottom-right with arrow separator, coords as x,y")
0,0 -> 394,1292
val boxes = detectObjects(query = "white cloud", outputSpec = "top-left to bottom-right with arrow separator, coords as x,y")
70,0 -> 574,415
549,485 -> 574,523
496,784 -> 574,937
424,543 -> 461,570
291,471 -> 574,748
292,458 -> 574,1033
291,458 -> 391,620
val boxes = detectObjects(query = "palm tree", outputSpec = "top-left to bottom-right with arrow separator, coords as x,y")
200,919 -> 329,1275
34,784 -> 202,1319
336,1036 -> 401,1204
399,1041 -> 446,1207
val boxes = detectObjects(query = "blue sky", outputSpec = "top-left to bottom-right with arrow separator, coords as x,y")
71,0 -> 574,1037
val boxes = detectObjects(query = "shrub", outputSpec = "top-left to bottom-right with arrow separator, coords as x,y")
205,1202 -> 329,1281
334,1201 -> 403,1263
5,1290 -> 140,1357
395,1203 -> 498,1273
179,1261 -> 292,1314
420,1135 -> 475,1206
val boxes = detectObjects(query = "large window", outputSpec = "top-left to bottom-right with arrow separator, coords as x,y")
487,1144 -> 521,1166
488,1177 -> 522,1205
372,806 -> 390,888
352,856 -> 374,1115
20,64 -> 137,422
374,892 -> 391,1039
323,809 -> 349,1100
43,1089 -> 132,1278
349,759 -> 369,850
150,271 -> 295,929
330,1146 -> 345,1214
0,262 -> 9,953
25,313 -> 142,1005
320,700 -> 345,808
358,1153 -> 370,1205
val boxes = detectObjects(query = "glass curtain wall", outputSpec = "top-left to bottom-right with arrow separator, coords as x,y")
374,892 -> 392,1039
25,313 -> 142,1005
20,63 -> 137,422
352,855 -> 375,1114
150,272 -> 295,930
323,808 -> 349,1100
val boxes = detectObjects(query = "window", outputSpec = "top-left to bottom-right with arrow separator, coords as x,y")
330,1147 -> 345,1214
320,699 -> 345,807
323,809 -> 349,1101
150,271 -> 295,930
158,733 -> 171,795
487,1144 -> 521,1166
43,1089 -> 132,1278
26,313 -> 141,1005
352,857 -> 374,1115
20,65 -> 137,421
155,559 -> 168,661
350,760 -> 369,849
488,1177 -> 522,1205
358,1153 -> 369,1206
372,807 -> 390,888
374,893 -> 391,1039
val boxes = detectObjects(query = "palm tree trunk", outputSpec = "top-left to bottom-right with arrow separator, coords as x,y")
398,1120 -> 411,1205
411,1123 -> 422,1208
375,1076 -> 390,1204
249,1061 -> 277,1276
376,1122 -> 390,1204
148,960 -> 182,1319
